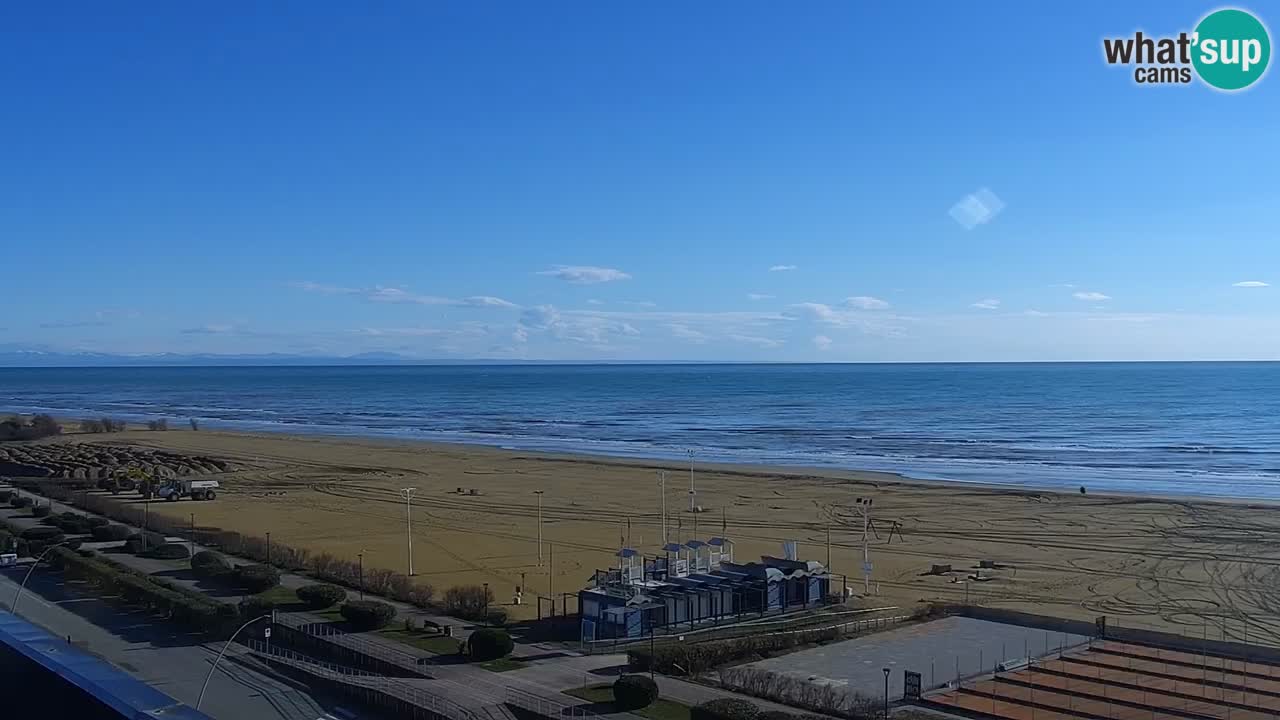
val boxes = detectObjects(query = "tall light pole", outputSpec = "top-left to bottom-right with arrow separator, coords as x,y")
11,541 -> 69,614
357,551 -> 365,601
882,667 -> 891,719
534,490 -> 544,566
687,449 -> 696,513
659,471 -> 668,545
401,487 -> 416,576
197,614 -> 271,711
856,497 -> 874,595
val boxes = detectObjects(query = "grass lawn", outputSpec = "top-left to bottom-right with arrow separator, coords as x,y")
478,657 -> 528,672
255,585 -> 306,610
377,627 -> 464,655
565,684 -> 692,720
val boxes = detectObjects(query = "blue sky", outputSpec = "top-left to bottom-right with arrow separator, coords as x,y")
2,1 -> 1277,361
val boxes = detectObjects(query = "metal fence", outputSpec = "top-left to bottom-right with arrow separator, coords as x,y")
246,639 -> 483,720
274,611 -> 427,675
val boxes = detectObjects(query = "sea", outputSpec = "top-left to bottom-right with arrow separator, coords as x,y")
2,363 -> 1279,500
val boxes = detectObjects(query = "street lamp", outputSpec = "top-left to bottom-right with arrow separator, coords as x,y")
357,551 -> 365,601
882,667 -> 891,719
483,582 -> 490,624
535,489 -> 545,563
11,541 -> 70,614
196,614 -> 271,711
401,487 -> 416,576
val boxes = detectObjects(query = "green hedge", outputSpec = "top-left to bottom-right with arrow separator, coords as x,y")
191,550 -> 233,578
628,623 -> 854,675
613,675 -> 659,710
340,600 -> 397,631
10,496 -> 31,508
49,547 -> 238,636
691,699 -> 760,720
235,564 -> 281,592
467,627 -> 514,661
31,505 -> 52,518
296,583 -> 346,610
144,543 -> 191,560
123,531 -> 167,554
91,524 -> 134,542
21,526 -> 64,542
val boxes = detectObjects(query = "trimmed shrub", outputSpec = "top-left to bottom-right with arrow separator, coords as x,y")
31,504 -> 52,518
235,564 -> 281,592
55,515 -> 93,534
613,675 -> 660,710
756,713 -> 795,720
296,583 -> 346,610
123,531 -> 167,554
467,627 -> 514,662
0,490 -> 11,502
191,550 -> 233,578
21,526 -> 63,542
11,496 -> 31,508
87,516 -> 111,529
692,699 -> 760,720
339,600 -> 396,631
144,543 -> 191,560
485,607 -> 509,627
239,595 -> 277,619
91,524 -> 133,542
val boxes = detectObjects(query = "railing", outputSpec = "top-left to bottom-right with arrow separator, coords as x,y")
582,605 -> 907,652
246,639 -> 483,720
274,611 -> 426,675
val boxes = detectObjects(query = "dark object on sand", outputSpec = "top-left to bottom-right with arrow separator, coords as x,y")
190,418 -> 199,431
1079,485 -> 1087,495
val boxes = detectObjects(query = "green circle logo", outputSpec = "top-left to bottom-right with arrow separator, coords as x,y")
1192,8 -> 1271,90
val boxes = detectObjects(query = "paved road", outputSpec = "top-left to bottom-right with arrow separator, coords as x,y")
0,555 -> 349,720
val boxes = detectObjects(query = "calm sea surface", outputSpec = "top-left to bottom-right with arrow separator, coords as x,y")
2,363 -> 1279,499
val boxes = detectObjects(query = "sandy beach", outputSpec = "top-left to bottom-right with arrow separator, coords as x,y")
16,426 -> 1280,641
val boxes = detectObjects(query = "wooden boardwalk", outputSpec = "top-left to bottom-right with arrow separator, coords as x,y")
923,640 -> 1280,720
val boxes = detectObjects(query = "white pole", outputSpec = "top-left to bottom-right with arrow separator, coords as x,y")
688,449 -> 696,512
11,541 -> 69,613
197,615 -> 271,710
535,490 -> 544,566
659,471 -> 668,545
401,487 -> 416,576
860,499 -> 872,594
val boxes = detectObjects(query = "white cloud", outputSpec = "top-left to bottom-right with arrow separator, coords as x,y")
536,265 -> 631,284
1072,291 -> 1111,301
768,265 -> 797,272
846,296 -> 890,310
1050,283 -> 1077,289
463,296 -> 518,308
180,323 -> 236,334
517,304 -> 641,345
949,187 -> 1005,229
813,335 -> 833,350
971,298 -> 1001,310
622,300 -> 658,308
1024,309 -> 1049,317
789,302 -> 906,337
587,299 -> 604,305
667,323 -> 708,343
728,334 -> 783,348
747,293 -> 775,301
293,281 -> 516,309
1233,281 -> 1269,288
354,327 -> 445,337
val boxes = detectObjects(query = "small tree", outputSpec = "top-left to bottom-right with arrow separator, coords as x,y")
692,699 -> 760,720
191,550 -> 233,578
467,627 -> 514,661
444,584 -> 494,619
613,675 -> 659,710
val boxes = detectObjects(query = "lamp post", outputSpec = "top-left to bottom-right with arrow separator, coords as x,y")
401,487 -> 416,576
265,532 -> 271,566
11,541 -> 69,614
534,490 -> 544,566
687,449 -> 696,512
882,667 -> 891,719
357,551 -> 365,601
483,582 -> 490,624
189,513 -> 196,558
196,614 -> 271,711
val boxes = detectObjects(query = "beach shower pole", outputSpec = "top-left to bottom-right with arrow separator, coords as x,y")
659,472 -> 667,545
401,488 -> 416,576
189,513 -> 195,558
688,449 -> 696,512
535,489 -> 545,563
